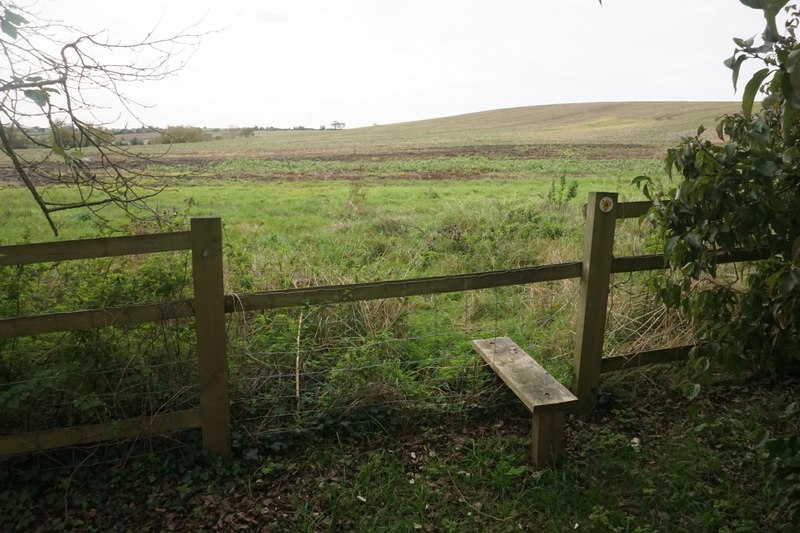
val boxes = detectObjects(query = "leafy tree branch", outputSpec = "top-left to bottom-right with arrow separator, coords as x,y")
0,1 -> 208,235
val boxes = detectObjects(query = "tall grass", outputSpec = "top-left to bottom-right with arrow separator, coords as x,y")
0,174 -> 674,440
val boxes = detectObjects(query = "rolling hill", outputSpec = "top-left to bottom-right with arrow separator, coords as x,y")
147,101 -> 738,161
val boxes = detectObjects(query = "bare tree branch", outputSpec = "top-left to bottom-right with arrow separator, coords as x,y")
0,1 -> 209,235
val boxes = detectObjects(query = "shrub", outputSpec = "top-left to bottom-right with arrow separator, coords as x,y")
154,125 -> 211,144
636,2 -> 800,522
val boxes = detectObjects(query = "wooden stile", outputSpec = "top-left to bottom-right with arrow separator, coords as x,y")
473,337 -> 577,464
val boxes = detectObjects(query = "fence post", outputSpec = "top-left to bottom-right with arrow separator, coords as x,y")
190,217 -> 231,456
573,192 -> 618,413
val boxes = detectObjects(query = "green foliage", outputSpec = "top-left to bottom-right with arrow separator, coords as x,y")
1,6 -> 27,39
0,252 -> 194,430
638,2 -> 800,521
642,5 -> 800,373
49,121 -> 115,149
154,125 -> 211,144
758,401 -> 800,523
1,376 -> 792,531
546,175 -> 579,208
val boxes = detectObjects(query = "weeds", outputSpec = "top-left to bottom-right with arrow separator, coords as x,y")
546,175 -> 579,208
0,375 -> 794,531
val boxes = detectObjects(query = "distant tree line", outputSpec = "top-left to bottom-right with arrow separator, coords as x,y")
5,123 -> 115,149
8,121 -> 347,149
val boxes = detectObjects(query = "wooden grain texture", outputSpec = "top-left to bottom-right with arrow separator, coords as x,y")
573,192 -> 618,413
472,337 -> 577,412
0,299 -> 195,338
584,200 -> 652,220
1,247 -> 767,339
1,264 -> 583,339
231,262 -> 583,311
611,249 -> 771,274
0,409 -> 201,456
190,217 -> 231,457
600,345 -> 692,373
0,231 -> 192,266
532,409 -> 565,464
616,200 -> 653,219
611,254 -> 666,273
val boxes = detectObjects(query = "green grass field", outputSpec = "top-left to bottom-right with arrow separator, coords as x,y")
1,102 -> 795,531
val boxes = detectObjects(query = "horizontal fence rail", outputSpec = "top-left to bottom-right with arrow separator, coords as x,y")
600,346 -> 692,373
228,262 -> 583,312
2,409 -> 201,456
0,248 -> 771,339
616,200 -> 653,219
0,300 -> 196,338
0,264 -> 583,338
610,248 -> 771,274
0,231 -> 192,266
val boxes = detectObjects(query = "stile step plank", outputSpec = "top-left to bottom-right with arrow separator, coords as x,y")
472,336 -> 577,465
472,337 -> 577,412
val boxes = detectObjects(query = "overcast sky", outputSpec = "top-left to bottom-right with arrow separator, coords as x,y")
39,0 -> 767,129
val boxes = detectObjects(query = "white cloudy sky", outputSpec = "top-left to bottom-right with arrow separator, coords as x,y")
39,0 -> 767,129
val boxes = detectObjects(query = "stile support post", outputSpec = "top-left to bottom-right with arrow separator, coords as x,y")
191,217 -> 231,456
531,408 -> 565,464
573,192 -> 617,413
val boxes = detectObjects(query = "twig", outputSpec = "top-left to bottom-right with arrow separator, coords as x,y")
295,310 -> 304,403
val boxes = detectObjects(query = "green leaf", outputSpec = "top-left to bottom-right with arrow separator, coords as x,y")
776,270 -> 798,295
724,53 -> 737,69
52,146 -> 66,157
752,41 -> 773,53
783,101 -> 798,142
757,159 -> 777,175
694,356 -> 711,372
3,10 -> 27,26
664,235 -> 680,256
782,145 -> 800,163
731,55 -> 748,92
23,89 -> 47,107
1,18 -> 17,38
686,383 -> 702,401
754,428 -> 770,448
780,71 -> 800,110
734,36 -> 756,49
785,48 -> 800,104
742,68 -> 770,119
686,232 -> 703,251
766,271 -> 781,295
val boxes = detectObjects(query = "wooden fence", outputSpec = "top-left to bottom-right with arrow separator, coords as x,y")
0,193 -> 768,456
